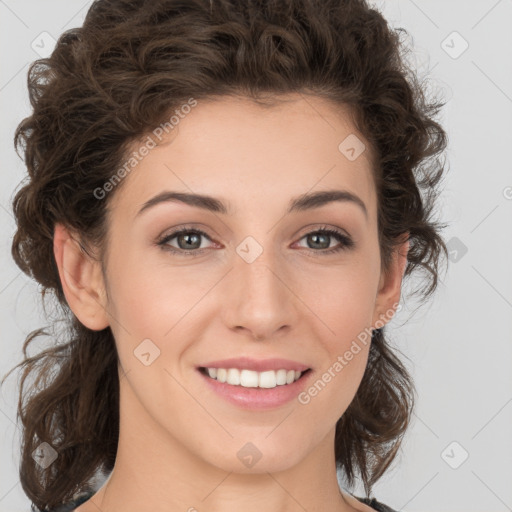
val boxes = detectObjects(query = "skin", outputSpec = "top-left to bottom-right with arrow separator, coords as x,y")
54,93 -> 409,512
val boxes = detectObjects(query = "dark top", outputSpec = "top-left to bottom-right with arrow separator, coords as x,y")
46,491 -> 399,511
356,496 -> 399,512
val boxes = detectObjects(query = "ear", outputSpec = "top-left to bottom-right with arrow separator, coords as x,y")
53,223 -> 110,331
371,234 -> 409,330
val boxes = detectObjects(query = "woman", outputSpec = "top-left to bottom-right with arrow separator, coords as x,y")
3,0 -> 449,511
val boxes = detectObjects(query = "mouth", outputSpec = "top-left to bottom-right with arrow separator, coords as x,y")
198,366 -> 312,389
196,356 -> 313,409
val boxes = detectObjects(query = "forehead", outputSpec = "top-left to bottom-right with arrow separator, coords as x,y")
108,93 -> 377,220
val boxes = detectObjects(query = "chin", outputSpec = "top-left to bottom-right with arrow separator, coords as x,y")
199,436 -> 311,475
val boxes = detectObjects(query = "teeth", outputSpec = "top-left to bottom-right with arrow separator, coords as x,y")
227,368 -> 241,385
259,370 -> 276,388
240,369 -> 259,387
276,369 -> 287,385
204,367 -> 305,388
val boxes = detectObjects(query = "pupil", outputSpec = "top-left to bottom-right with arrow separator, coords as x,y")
181,232 -> 200,249
310,233 -> 328,249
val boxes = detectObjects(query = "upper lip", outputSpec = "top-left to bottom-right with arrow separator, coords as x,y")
198,357 -> 310,372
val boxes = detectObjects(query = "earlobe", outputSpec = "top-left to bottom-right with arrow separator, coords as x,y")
372,235 -> 410,330
53,223 -> 110,331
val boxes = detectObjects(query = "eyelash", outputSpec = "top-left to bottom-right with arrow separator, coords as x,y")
156,225 -> 354,257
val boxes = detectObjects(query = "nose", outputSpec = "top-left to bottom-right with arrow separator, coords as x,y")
221,246 -> 300,341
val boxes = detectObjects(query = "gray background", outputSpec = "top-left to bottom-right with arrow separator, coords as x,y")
1,1 -> 511,511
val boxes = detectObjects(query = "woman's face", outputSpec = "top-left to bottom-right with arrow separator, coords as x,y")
63,93 -> 406,475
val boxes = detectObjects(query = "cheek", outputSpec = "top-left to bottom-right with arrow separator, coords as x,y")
304,263 -> 379,338
299,265 -> 376,401
301,335 -> 371,426
106,245 -> 212,337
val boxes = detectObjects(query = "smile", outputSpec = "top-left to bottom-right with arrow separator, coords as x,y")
198,366 -> 313,410
199,367 -> 309,388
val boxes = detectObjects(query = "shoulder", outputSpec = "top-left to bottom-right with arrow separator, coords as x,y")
354,495 -> 400,512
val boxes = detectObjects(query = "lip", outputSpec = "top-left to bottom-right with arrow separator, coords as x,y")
198,367 -> 313,410
197,357 -> 311,372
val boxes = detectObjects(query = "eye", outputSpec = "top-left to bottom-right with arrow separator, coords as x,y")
157,226 -> 215,256
295,226 -> 354,254
156,225 -> 355,257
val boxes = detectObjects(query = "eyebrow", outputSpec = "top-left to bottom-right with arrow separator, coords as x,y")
136,189 -> 368,220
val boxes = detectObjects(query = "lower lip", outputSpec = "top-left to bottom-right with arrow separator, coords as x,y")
198,369 -> 313,410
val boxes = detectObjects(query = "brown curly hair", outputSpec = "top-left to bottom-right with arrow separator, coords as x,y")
2,0 -> 449,510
